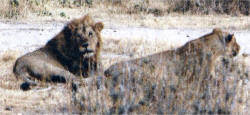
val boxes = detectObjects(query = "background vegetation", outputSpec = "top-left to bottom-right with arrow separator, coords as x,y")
1,0 -> 249,19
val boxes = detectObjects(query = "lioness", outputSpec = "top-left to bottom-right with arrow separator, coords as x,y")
105,28 -> 240,81
103,28 -> 240,114
13,15 -> 104,91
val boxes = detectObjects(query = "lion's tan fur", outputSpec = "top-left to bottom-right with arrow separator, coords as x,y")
103,28 -> 240,113
105,28 -> 240,81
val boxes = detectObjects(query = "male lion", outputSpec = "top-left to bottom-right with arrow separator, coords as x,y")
13,15 -> 104,91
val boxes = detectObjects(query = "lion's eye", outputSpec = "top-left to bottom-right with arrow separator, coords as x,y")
225,34 -> 233,43
82,27 -> 86,32
89,32 -> 93,37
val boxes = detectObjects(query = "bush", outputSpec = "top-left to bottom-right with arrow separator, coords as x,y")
168,0 -> 249,15
0,0 -> 249,19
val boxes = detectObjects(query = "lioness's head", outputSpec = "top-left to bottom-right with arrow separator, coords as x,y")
65,14 -> 104,57
209,28 -> 240,57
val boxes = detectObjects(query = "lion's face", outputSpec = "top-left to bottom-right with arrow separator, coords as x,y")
73,23 -> 103,57
67,15 -> 104,57
224,34 -> 240,57
212,29 -> 240,57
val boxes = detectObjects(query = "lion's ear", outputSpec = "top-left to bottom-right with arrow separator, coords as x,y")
212,28 -> 222,33
226,34 -> 234,43
67,22 -> 76,30
94,22 -> 104,32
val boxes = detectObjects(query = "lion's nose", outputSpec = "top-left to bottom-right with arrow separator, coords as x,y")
85,49 -> 93,53
232,51 -> 237,56
82,43 -> 88,48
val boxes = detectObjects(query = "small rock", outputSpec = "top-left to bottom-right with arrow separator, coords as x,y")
242,53 -> 249,57
5,106 -> 13,111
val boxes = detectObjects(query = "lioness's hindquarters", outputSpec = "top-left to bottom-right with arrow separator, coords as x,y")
13,14 -> 104,91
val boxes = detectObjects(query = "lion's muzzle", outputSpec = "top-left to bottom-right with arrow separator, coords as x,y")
232,51 -> 238,56
79,43 -> 94,57
82,43 -> 89,48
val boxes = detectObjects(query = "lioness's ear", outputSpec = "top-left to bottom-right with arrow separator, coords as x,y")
212,28 -> 222,33
226,34 -> 234,43
94,22 -> 104,32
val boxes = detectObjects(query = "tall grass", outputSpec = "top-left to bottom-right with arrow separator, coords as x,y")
168,0 -> 250,15
71,37 -> 250,114
0,0 -> 249,19
73,55 -> 249,114
0,36 -> 249,114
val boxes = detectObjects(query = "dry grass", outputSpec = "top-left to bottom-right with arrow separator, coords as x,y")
102,36 -> 179,68
0,0 -> 249,113
0,35 -> 249,113
1,0 -> 249,18
72,36 -> 250,114
0,0 -> 249,30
